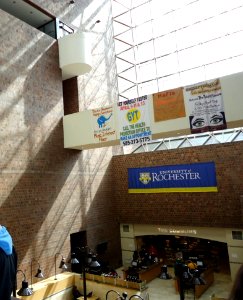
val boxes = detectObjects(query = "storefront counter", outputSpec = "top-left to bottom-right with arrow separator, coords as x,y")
195,268 -> 214,298
123,261 -> 163,283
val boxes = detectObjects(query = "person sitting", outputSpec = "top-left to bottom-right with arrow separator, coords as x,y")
187,260 -> 197,271
72,285 -> 82,299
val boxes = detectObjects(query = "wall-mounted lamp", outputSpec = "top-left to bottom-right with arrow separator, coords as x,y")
17,269 -> 33,296
89,20 -> 101,30
89,254 -> 101,274
30,259 -> 44,290
70,252 -> 79,264
55,253 -> 68,280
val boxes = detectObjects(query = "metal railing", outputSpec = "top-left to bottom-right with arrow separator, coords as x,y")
122,127 -> 243,154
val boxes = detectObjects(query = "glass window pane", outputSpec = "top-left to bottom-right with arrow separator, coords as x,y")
120,86 -> 138,100
137,60 -> 156,82
154,32 -> 177,57
178,45 -> 204,71
112,0 -> 243,97
158,73 -> 181,91
131,3 -> 151,26
113,20 -> 130,36
133,22 -> 153,44
136,41 -> 155,63
156,53 -> 178,77
120,66 -> 137,83
138,80 -> 158,96
180,66 -> 206,87
117,77 -> 135,93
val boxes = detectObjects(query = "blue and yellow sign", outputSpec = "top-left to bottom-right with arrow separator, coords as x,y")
128,162 -> 218,193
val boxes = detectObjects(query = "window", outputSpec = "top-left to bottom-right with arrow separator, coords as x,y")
232,231 -> 243,240
112,0 -> 243,100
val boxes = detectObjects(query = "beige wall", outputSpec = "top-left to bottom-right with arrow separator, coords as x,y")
0,0 -> 123,285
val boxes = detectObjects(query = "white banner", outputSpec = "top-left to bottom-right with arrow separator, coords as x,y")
184,79 -> 227,133
92,105 -> 116,143
117,95 -> 152,146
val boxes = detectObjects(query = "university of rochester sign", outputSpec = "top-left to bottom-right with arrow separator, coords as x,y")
128,162 -> 218,193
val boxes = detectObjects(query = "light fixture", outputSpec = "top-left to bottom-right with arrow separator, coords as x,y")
17,269 -> 33,296
74,246 -> 96,300
70,252 -> 79,264
89,254 -> 101,268
89,20 -> 101,30
30,259 -> 44,290
54,253 -> 68,280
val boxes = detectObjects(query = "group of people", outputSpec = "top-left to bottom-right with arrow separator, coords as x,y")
0,225 -> 243,299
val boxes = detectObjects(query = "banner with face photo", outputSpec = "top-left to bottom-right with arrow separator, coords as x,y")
92,105 -> 116,143
184,79 -> 227,133
117,95 -> 152,147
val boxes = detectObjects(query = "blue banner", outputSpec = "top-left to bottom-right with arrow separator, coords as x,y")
128,162 -> 217,193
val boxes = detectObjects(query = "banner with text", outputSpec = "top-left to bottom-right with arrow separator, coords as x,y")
153,87 -> 186,122
128,162 -> 218,193
184,79 -> 227,134
92,105 -> 116,143
117,95 -> 152,147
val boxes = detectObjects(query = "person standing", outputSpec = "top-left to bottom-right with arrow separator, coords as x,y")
228,264 -> 243,300
0,225 -> 18,300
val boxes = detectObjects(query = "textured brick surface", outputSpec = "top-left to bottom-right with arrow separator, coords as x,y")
0,1 -> 122,286
112,142 -> 243,228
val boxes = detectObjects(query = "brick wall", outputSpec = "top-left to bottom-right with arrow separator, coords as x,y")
112,142 -> 243,228
0,0 -> 122,286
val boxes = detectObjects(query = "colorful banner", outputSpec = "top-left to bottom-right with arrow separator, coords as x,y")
117,95 -> 152,147
153,87 -> 186,122
128,162 -> 217,193
184,79 -> 227,133
92,105 -> 116,143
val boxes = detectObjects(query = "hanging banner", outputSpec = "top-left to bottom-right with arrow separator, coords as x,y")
184,79 -> 227,133
153,87 -> 186,122
117,95 -> 152,147
128,162 -> 218,193
92,105 -> 116,143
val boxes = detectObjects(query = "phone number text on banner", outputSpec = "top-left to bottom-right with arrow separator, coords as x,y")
128,162 -> 218,193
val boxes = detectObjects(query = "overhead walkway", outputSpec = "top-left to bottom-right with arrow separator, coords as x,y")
123,127 -> 243,154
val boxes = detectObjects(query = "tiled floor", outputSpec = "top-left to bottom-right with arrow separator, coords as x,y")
145,270 -> 232,300
117,267 -> 232,300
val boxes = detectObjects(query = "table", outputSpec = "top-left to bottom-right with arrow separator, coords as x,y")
123,262 -> 164,283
